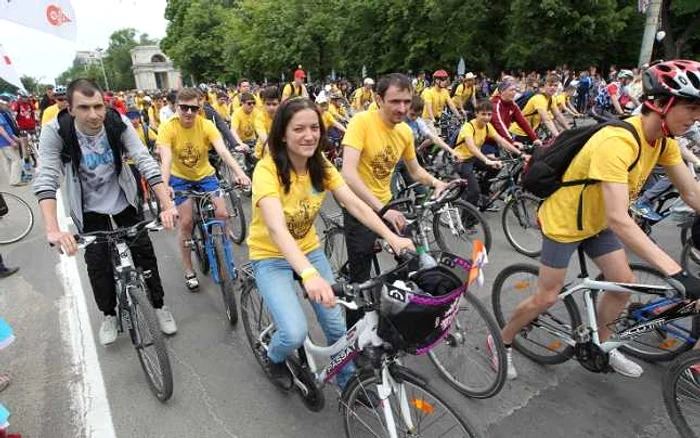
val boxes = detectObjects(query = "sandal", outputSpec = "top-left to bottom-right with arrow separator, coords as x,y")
0,374 -> 10,393
184,273 -> 199,291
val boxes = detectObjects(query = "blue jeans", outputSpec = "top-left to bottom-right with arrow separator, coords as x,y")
251,248 -> 355,389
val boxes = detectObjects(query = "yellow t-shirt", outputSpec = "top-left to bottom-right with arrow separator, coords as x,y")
510,93 -> 551,136
135,123 -> 158,147
538,116 -> 683,242
214,102 -> 231,120
352,89 -> 375,111
343,110 -> 417,204
41,104 -> 59,126
454,121 -> 495,161
453,83 -> 476,109
321,110 -> 337,130
329,103 -> 347,119
421,87 -> 453,120
282,83 -> 305,100
147,106 -> 160,129
367,101 -> 379,111
231,107 -> 257,142
254,110 -> 274,158
553,93 -> 568,111
156,116 -> 222,181
247,155 -> 345,259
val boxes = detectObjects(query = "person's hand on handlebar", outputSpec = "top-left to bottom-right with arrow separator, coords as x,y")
48,230 -> 78,256
513,141 -> 525,150
234,171 -> 251,187
485,159 -> 503,169
383,209 -> 407,233
533,139 -> 543,148
304,275 -> 337,308
432,179 -> 449,199
386,235 -> 415,256
159,205 -> 178,231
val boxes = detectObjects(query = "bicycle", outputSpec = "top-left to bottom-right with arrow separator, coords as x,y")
70,219 -> 173,401
135,173 -> 160,221
663,348 -> 700,438
0,191 -> 34,244
207,154 -> 248,245
492,246 -> 700,371
323,183 -> 506,398
177,182 -> 240,325
239,249 -> 485,437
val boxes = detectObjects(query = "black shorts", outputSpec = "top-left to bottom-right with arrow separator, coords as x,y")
540,229 -> 623,269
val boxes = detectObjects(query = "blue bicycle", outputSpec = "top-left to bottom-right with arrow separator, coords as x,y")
179,182 -> 239,326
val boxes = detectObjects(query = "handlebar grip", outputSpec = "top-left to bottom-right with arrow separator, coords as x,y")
331,283 -> 347,298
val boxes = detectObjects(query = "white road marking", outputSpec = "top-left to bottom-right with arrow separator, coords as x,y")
56,191 -> 117,438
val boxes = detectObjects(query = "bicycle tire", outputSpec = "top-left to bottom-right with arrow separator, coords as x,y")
433,199 -> 492,257
213,233 -> 238,326
341,367 -> 479,438
240,280 -> 273,365
428,291 -> 507,398
225,190 -> 247,244
501,193 -> 542,257
492,263 -> 581,365
128,282 -> 173,402
323,226 -> 349,280
145,185 -> 160,221
682,239 -> 700,277
0,191 -> 34,244
663,349 -> 700,438
192,221 -> 210,275
595,263 -> 699,362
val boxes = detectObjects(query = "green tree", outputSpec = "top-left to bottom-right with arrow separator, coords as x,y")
102,28 -> 140,91
659,0 -> 700,59
57,63 -> 108,88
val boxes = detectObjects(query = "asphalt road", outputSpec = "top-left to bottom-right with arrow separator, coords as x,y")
0,174 -> 689,438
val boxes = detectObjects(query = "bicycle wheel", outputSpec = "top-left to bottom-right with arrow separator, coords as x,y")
682,240 -> 700,279
433,199 -> 492,257
128,281 -> 173,402
0,191 -> 34,244
323,226 -> 349,280
341,366 -> 479,437
144,184 -> 160,221
492,263 -> 581,365
191,221 -> 210,275
596,264 -> 699,362
664,349 -> 700,438
501,193 -> 542,257
213,233 -> 238,326
224,190 -> 247,245
428,292 -> 507,398
240,279 -> 274,365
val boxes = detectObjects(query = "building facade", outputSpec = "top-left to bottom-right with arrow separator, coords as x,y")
131,45 -> 181,91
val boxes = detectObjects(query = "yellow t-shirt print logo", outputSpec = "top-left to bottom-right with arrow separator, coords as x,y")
179,142 -> 200,168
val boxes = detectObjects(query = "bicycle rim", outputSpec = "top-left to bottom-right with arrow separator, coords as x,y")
428,293 -> 507,398
129,283 -> 173,401
240,281 -> 274,362
492,264 -> 578,364
192,222 -> 210,274
502,194 -> 542,257
433,200 -> 491,258
225,192 -> 247,245
664,350 -> 700,438
0,192 -> 34,244
213,234 -> 238,326
342,370 -> 478,437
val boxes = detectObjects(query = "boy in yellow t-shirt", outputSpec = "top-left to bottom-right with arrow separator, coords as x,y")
213,92 -> 231,123
452,73 -> 478,113
496,60 -> 700,381
316,97 -> 346,134
509,73 -> 568,141
421,70 -> 460,123
230,92 -> 258,149
156,88 -> 250,290
253,86 -> 280,159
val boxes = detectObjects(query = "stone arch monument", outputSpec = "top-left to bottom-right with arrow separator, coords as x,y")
131,45 -> 182,91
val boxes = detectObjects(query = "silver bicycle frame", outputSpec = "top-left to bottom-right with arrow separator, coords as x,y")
558,277 -> 676,353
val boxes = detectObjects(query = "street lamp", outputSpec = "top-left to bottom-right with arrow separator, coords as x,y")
95,47 -> 110,91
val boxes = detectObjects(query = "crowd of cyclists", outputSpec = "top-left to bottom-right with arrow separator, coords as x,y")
1,57 -> 700,436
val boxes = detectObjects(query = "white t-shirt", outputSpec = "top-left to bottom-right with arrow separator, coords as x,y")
159,106 -> 176,123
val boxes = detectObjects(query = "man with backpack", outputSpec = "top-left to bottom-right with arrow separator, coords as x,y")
281,70 -> 309,102
510,73 -> 568,142
491,60 -> 700,380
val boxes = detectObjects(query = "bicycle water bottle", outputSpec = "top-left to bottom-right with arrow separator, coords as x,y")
417,246 -> 437,269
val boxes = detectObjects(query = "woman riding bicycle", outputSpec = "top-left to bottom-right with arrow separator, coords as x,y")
247,97 -> 413,388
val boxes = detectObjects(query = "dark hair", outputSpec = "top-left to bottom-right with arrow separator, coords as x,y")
176,88 -> 198,103
240,92 -> 255,103
238,78 -> 250,87
410,95 -> 424,112
377,73 -> 412,98
261,86 -> 280,101
66,78 -> 103,106
475,98 -> 493,113
268,98 -> 329,194
545,73 -> 561,84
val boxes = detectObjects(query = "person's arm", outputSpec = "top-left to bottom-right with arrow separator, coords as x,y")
470,90 -> 477,109
404,157 -> 447,191
425,94 -> 436,121
537,107 -> 560,137
341,147 -> 384,212
611,92 -> 624,115
602,182 -> 681,275
425,130 -> 459,158
459,136 -> 500,167
680,144 -> 700,167
493,129 -> 522,156
208,106 -> 239,148
513,105 -> 540,143
211,137 -> 250,185
446,96 -> 460,117
0,125 -> 16,146
666,161 -> 700,212
551,105 -> 569,131
491,99 -> 515,145
157,144 -> 173,191
229,114 -> 246,149
331,120 -> 346,133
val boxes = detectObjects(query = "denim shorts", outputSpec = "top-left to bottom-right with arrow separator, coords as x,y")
540,229 -> 623,269
170,174 -> 219,206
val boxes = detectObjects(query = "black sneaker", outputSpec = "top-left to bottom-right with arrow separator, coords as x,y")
255,343 -> 292,390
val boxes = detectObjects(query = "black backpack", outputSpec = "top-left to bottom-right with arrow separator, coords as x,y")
522,119 -> 666,230
515,90 -> 536,110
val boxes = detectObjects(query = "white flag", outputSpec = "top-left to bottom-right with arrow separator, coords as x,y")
0,45 -> 24,90
0,0 -> 77,42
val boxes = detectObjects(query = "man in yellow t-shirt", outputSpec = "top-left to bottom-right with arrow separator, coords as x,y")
342,73 -> 449,314
328,92 -> 349,123
231,79 -> 262,110
496,60 -> 700,381
157,87 -> 250,290
351,78 -> 376,112
281,70 -> 309,102
213,92 -> 231,123
509,73 -> 568,141
316,96 -> 346,134
452,72 -> 478,113
230,92 -> 258,151
41,86 -> 68,126
253,86 -> 280,159
421,70 -> 460,123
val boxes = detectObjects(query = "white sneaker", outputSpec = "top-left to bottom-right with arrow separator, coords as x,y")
609,349 -> 643,378
505,348 -> 518,380
155,306 -> 177,335
99,315 -> 118,345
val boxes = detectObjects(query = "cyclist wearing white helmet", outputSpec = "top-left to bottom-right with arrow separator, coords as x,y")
351,78 -> 376,112
594,68 -> 640,116
41,85 -> 68,126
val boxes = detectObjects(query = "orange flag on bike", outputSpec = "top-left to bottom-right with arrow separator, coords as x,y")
468,240 -> 488,287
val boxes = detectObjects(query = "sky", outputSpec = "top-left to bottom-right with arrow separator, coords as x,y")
0,0 -> 168,84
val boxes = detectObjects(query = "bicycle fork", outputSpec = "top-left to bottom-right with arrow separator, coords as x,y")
377,365 -> 415,438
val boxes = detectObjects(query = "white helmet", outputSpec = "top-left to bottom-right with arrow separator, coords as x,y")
315,95 -> 328,105
617,69 -> 634,80
364,77 -> 375,86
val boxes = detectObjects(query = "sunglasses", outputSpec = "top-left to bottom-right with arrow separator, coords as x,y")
178,104 -> 200,113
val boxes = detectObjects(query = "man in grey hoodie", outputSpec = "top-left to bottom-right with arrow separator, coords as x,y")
33,78 -> 179,346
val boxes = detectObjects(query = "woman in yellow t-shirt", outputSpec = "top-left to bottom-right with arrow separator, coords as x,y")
247,97 -> 412,388
454,99 -> 524,208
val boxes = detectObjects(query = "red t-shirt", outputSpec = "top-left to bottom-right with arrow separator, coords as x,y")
11,100 -> 36,130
